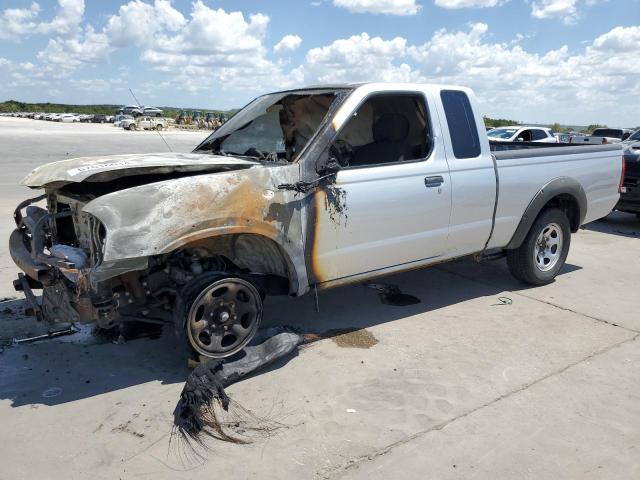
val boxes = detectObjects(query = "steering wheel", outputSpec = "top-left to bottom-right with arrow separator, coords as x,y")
329,140 -> 353,167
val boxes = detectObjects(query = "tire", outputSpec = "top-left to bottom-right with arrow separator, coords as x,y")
174,273 -> 263,359
129,124 -> 136,131
507,208 -> 571,285
156,124 -> 163,131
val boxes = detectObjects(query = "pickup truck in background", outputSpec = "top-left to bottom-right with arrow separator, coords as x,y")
10,83 -> 624,359
616,129 -> 640,217
121,116 -> 167,131
569,128 -> 634,145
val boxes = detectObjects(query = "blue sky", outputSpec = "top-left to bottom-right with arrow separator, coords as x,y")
0,0 -> 638,125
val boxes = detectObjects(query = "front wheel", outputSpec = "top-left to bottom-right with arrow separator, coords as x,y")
507,208 -> 571,285
176,274 -> 263,359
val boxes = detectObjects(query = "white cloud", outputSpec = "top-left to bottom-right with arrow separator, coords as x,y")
434,0 -> 506,8
36,0 -> 84,36
0,0 -> 84,40
531,0 -> 602,24
0,2 -> 40,39
37,25 -> 110,68
104,0 -> 185,47
274,34 -> 302,53
300,33 -> 418,83
592,25 -> 640,52
333,0 -> 421,15
294,23 -> 639,125
129,2 -> 296,95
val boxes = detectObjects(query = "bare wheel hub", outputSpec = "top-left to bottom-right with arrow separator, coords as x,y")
187,278 -> 262,358
533,222 -> 563,272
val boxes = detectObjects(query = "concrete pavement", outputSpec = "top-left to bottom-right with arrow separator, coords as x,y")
0,117 -> 638,479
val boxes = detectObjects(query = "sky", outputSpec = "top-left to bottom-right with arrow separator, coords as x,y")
0,0 -> 638,125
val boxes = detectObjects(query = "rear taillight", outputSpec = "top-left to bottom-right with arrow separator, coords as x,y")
619,157 -> 627,193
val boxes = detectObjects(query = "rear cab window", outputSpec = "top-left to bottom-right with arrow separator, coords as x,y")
531,129 -> 548,141
440,90 -> 480,159
592,128 -> 623,139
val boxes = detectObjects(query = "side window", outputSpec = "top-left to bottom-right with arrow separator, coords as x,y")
331,93 -> 430,168
518,129 -> 533,141
440,90 -> 480,158
531,129 -> 547,141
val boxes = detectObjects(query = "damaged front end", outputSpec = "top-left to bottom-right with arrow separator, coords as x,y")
12,191 -> 124,328
9,152 -> 306,341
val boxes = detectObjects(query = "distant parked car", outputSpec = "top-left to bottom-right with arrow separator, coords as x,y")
487,126 -> 558,143
118,105 -> 143,117
142,106 -> 164,117
91,114 -> 108,123
58,114 -> 79,123
113,114 -> 133,127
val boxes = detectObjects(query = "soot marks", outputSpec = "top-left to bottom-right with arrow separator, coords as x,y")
323,184 -> 348,225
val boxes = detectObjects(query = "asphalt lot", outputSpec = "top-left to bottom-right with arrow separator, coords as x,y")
0,117 -> 639,479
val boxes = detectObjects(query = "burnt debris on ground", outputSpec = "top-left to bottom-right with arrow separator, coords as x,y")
171,327 -> 304,450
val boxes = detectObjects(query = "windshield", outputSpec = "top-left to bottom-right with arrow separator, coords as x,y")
487,128 -> 518,139
628,130 -> 640,141
195,88 -> 349,162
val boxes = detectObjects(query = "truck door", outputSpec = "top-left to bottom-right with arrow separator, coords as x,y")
436,89 -> 496,257
311,90 -> 452,283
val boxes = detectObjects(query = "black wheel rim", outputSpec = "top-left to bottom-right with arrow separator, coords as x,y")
186,278 -> 262,358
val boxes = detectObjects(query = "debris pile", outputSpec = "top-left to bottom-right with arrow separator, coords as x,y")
172,328 -> 304,448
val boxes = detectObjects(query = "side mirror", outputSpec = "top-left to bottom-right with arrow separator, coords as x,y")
316,155 -> 342,176
516,137 -> 524,142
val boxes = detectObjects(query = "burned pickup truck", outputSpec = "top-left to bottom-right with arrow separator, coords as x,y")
10,83 -> 623,359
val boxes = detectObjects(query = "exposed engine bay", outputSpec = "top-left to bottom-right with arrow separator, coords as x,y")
12,189 -> 289,354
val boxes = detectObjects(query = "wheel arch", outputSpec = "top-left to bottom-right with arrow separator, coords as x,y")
506,177 -> 587,250
165,232 -> 303,296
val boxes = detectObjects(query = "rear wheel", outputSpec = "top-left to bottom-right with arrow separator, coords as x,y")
129,123 -> 136,131
177,274 -> 263,359
507,208 -> 571,285
156,124 -> 163,131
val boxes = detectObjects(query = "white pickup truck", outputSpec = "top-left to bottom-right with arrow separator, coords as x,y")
121,116 -> 167,131
569,128 -> 634,145
10,83 -> 623,359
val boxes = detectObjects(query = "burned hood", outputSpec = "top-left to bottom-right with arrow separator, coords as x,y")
22,152 -> 260,188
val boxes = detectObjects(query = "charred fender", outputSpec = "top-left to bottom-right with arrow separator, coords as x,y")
82,165 -> 308,294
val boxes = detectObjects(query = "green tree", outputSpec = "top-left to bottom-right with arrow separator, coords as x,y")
549,122 -> 562,133
484,116 -> 521,128
586,124 -> 606,133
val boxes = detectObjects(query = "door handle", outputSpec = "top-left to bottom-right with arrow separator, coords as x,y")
424,176 -> 444,188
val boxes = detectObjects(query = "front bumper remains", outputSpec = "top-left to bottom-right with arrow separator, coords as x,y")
9,195 -> 116,327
